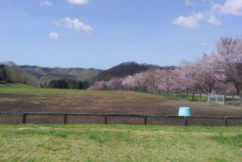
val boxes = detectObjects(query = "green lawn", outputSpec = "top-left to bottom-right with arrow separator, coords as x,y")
0,84 -> 85,95
0,84 -> 208,102
0,84 -> 242,161
0,124 -> 242,162
142,91 -> 208,102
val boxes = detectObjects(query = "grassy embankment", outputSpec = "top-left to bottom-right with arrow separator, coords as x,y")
0,124 -> 241,161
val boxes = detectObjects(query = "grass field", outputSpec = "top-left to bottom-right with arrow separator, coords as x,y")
0,124 -> 242,162
143,91 -> 208,102
0,84 -> 242,117
0,84 -> 242,161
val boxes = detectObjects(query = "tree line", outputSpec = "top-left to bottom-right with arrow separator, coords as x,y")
89,37 -> 242,96
0,63 -> 90,89
0,63 -> 39,86
41,79 -> 90,89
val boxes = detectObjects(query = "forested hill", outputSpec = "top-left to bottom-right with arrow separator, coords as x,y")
20,62 -> 174,83
19,65 -> 102,83
97,62 -> 175,80
1,61 -> 175,87
0,63 -> 39,87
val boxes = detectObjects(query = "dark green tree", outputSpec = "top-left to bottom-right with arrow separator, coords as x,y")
48,79 -> 69,89
48,80 -> 57,88
83,81 -> 90,89
0,65 -> 12,83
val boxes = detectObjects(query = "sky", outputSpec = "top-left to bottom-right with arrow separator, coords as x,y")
1,0 -> 242,69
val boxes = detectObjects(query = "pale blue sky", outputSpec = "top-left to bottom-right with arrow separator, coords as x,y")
0,0 -> 242,69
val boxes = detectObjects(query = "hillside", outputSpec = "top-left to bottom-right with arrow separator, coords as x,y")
0,63 -> 39,87
97,62 -> 174,80
2,62 -> 175,86
20,65 -> 102,83
20,62 -> 167,83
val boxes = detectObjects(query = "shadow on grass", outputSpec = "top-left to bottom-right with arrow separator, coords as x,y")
211,134 -> 242,148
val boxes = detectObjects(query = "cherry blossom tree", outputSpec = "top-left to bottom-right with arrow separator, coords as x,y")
179,61 -> 197,95
88,81 -> 108,90
216,37 -> 242,94
153,69 -> 173,95
107,78 -> 123,90
194,52 -> 219,93
122,75 -> 136,90
89,37 -> 242,101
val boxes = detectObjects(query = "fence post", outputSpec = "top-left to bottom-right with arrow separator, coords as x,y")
223,117 -> 228,126
64,114 -> 68,124
184,117 -> 188,126
240,93 -> 242,107
223,94 -> 225,105
208,93 -> 210,102
144,116 -> 148,125
104,115 -> 108,124
22,113 -> 27,124
232,94 -> 234,106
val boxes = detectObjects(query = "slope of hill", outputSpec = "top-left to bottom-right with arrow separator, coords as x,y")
0,63 -> 40,87
97,62 -> 171,81
20,65 -> 102,83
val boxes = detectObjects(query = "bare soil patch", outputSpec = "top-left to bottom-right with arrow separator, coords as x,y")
0,91 -> 241,116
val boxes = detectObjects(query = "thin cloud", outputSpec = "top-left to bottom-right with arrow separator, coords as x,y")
61,17 -> 93,33
67,0 -> 88,5
21,11 -> 28,17
174,0 -> 242,29
215,0 -> 242,16
185,0 -> 194,7
208,15 -> 222,26
49,32 -> 59,40
200,42 -> 209,47
39,1 -> 53,6
173,12 -> 204,29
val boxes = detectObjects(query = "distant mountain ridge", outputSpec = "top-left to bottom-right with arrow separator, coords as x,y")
20,65 -> 102,83
1,61 -> 175,87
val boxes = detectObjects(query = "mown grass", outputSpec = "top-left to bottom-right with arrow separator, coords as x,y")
161,93 -> 207,102
142,91 -> 208,102
0,84 -> 84,95
0,84 -> 207,101
0,124 -> 242,162
0,84 -> 154,97
0,84 -> 208,104
0,84 -> 242,161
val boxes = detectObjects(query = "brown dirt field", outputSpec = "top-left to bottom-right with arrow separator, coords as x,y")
0,91 -> 242,116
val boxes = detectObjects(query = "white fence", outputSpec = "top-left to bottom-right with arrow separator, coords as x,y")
208,93 -> 241,106
208,94 -> 225,104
